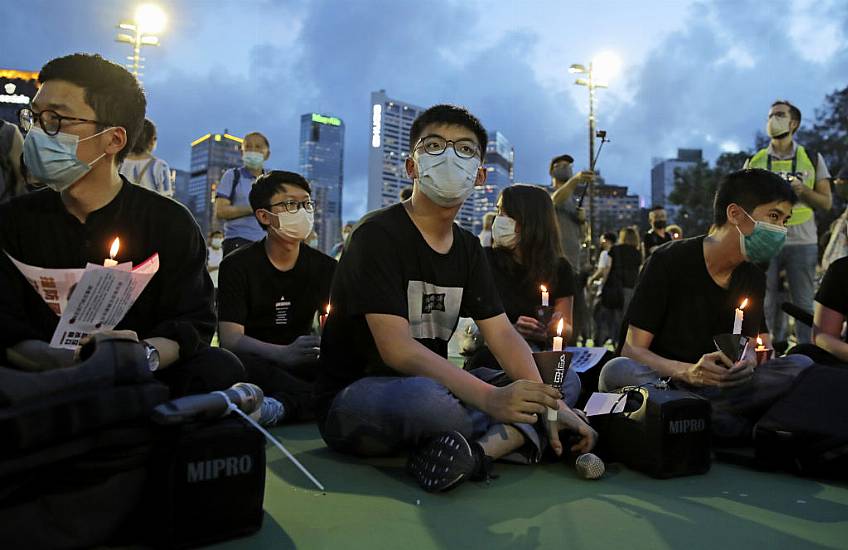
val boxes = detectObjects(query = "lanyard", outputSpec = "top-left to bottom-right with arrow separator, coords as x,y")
766,148 -> 798,175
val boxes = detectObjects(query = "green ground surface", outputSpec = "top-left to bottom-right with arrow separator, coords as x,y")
211,423 -> 848,550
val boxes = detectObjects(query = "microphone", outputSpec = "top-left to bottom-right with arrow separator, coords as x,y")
574,453 -> 605,480
151,382 -> 264,425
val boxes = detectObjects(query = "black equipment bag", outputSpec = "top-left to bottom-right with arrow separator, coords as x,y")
0,335 -> 169,549
754,365 -> 848,479
143,416 -> 267,549
593,385 -> 712,478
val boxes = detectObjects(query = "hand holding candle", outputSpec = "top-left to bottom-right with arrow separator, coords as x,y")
548,318 -> 566,421
104,237 -> 120,267
319,304 -> 330,331
540,285 -> 549,307
732,298 -> 748,335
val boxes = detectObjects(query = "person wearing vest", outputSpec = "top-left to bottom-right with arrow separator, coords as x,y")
215,131 -> 270,256
745,100 -> 832,349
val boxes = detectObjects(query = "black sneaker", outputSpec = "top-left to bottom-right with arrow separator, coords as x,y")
406,431 -> 493,493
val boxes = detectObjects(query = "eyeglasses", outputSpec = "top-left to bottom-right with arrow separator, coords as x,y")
18,107 -> 103,136
414,135 -> 480,159
269,199 -> 315,214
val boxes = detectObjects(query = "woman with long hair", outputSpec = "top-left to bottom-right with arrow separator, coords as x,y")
468,184 -> 581,405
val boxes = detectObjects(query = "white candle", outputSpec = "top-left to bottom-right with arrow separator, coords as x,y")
541,285 -> 549,307
104,237 -> 120,267
552,318 -> 564,352
732,298 -> 747,335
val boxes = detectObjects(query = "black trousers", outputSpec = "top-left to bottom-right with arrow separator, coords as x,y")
788,343 -> 846,367
154,346 -> 245,398
236,352 -> 317,422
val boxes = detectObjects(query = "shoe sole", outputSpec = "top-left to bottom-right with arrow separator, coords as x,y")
407,431 -> 474,493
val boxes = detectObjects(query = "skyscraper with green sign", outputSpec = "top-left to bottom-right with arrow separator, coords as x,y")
300,113 -> 345,254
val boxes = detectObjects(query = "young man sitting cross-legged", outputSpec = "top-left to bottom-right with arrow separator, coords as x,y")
314,104 -> 596,492
218,171 -> 336,425
599,169 -> 814,439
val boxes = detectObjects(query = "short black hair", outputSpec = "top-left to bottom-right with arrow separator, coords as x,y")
249,170 -> 311,229
548,154 -> 574,175
713,169 -> 798,226
39,53 -> 146,163
772,100 -> 801,126
243,131 -> 270,149
399,185 -> 413,201
409,104 -> 487,160
130,118 -> 156,155
602,231 -> 617,244
650,205 -> 665,212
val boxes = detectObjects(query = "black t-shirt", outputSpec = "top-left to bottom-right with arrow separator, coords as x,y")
623,236 -> 767,364
0,178 -> 215,356
218,239 -> 336,345
609,244 -> 642,289
484,247 -> 574,323
643,230 -> 672,257
315,203 -> 504,418
816,257 -> 848,342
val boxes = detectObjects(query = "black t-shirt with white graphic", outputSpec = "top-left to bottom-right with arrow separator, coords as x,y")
816,257 -> 848,342
622,236 -> 767,364
217,239 -> 336,345
315,203 -> 504,418
484,247 -> 575,324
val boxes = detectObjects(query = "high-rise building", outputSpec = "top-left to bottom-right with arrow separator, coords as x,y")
367,90 -> 424,212
171,167 -> 191,207
300,113 -> 344,254
0,69 -> 38,124
189,132 -> 243,236
592,184 -> 642,234
651,148 -> 702,223
457,130 -> 515,234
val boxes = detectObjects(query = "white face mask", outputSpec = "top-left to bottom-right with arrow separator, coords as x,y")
243,151 -> 265,169
492,214 -> 519,249
414,149 -> 480,207
767,116 -> 791,139
210,237 -> 223,248
267,208 -> 314,241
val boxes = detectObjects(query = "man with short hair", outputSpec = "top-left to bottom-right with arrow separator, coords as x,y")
549,154 -> 593,344
0,53 -> 243,396
218,170 -> 336,425
745,100 -> 832,347
215,131 -> 271,256
599,169 -> 813,439
316,104 -> 595,493
643,205 -> 671,258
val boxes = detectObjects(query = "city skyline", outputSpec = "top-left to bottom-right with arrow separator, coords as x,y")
2,0 -> 847,223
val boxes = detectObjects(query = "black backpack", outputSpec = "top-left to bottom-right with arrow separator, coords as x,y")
753,365 -> 848,479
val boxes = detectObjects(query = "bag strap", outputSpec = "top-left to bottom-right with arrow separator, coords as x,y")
227,168 -> 241,203
136,158 -> 155,187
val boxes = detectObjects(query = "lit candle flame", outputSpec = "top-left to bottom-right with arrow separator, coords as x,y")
109,237 -> 120,260
540,285 -> 547,292
556,318 -> 564,337
739,298 -> 748,310
325,304 -> 331,315
757,337 -> 763,347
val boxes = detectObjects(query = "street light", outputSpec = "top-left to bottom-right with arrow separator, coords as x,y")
115,4 -> 167,83
570,51 -> 620,245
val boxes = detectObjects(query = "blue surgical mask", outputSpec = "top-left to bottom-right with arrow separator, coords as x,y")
414,149 -> 480,207
243,151 -> 265,170
737,210 -> 787,263
23,126 -> 110,192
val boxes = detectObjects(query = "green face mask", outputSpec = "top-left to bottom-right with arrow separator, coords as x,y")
737,210 -> 787,264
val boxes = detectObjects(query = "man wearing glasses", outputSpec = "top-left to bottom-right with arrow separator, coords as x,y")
315,104 -> 596,493
0,53 -> 243,396
217,171 -> 336,426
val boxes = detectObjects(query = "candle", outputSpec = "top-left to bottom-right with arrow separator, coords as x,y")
319,304 -> 330,331
732,298 -> 748,335
755,336 -> 771,365
552,318 -> 564,352
540,285 -> 549,307
104,237 -> 120,267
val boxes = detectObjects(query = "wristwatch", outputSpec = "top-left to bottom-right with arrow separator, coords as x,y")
143,341 -> 160,372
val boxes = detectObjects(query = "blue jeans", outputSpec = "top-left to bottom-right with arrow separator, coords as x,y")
765,243 -> 817,344
598,355 -> 813,439
319,368 -> 545,462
